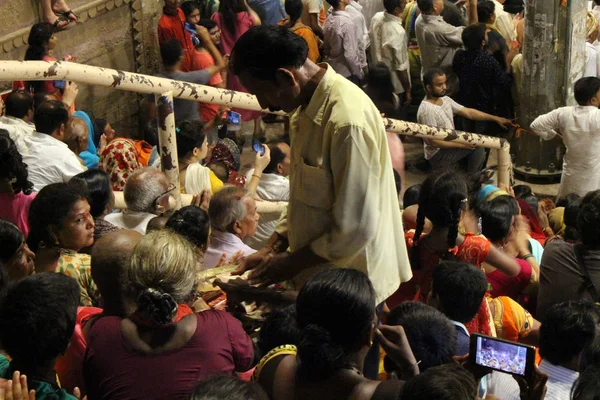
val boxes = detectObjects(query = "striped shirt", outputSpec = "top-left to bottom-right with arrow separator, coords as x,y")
323,10 -> 363,79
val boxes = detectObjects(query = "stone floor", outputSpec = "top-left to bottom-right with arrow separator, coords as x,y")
238,121 -> 561,200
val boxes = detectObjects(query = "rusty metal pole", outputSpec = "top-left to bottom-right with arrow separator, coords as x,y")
155,91 -> 181,210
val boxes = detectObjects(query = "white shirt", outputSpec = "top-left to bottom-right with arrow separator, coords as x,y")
369,12 -> 385,64
204,231 -> 257,270
104,210 -> 156,235
530,105 -> 600,198
538,361 -> 579,400
417,96 -> 465,159
0,116 -> 35,152
276,65 -> 411,304
346,0 -> 369,69
585,41 -> 599,77
17,131 -> 85,192
492,0 -> 516,42
244,169 -> 290,250
370,12 -> 410,94
415,14 -> 464,73
324,10 -> 364,79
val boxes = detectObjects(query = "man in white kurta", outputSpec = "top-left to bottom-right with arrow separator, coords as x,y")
530,77 -> 600,198
230,26 -> 411,307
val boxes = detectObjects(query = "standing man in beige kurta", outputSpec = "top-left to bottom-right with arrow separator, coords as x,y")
230,26 -> 411,316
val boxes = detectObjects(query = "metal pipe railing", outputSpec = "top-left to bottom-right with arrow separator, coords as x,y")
0,60 -> 513,215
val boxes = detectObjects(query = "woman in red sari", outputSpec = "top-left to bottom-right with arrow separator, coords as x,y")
402,172 -> 521,335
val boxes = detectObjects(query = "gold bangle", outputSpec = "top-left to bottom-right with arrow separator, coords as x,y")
252,174 -> 261,179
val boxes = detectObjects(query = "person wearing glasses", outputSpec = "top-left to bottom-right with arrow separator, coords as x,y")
105,168 -> 175,234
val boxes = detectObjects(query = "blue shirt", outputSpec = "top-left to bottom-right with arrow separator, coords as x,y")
247,0 -> 286,26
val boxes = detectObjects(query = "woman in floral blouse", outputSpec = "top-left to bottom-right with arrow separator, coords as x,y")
27,183 -> 98,306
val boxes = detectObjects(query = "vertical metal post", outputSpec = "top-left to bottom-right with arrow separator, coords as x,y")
497,147 -> 512,188
155,91 -> 181,209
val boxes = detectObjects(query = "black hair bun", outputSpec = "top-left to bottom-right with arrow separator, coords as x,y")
137,288 -> 178,325
297,324 -> 346,381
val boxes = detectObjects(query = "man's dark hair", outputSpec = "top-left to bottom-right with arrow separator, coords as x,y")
285,0 -> 303,23
262,143 -> 286,174
477,1 -> 496,24
34,100 -> 69,135
190,376 -> 268,400
257,305 -> 301,357
5,91 -> 34,119
462,23 -> 487,51
231,26 -> 308,81
564,197 -> 582,242
387,301 -> 457,372
539,301 -> 600,366
577,190 -> 600,249
399,364 -> 477,400
326,0 -> 341,8
422,67 -> 446,88
575,77 -> 600,106
384,0 -> 403,14
0,273 -> 79,371
417,0 -> 435,13
160,39 -> 183,68
432,261 -> 488,324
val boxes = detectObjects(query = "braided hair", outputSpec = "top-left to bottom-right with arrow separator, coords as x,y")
411,172 -> 469,269
0,130 -> 34,195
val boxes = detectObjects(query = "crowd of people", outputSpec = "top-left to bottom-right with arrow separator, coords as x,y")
1,0 -> 600,399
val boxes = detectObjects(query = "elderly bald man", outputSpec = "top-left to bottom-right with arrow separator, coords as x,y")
65,116 -> 89,157
105,167 -> 174,234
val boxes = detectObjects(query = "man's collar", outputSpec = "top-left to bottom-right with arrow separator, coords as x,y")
421,14 -> 444,21
300,64 -> 334,126
384,11 -> 403,21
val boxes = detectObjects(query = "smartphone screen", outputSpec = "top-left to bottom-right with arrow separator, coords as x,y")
227,111 -> 241,125
470,334 -> 535,377
53,80 -> 66,89
252,139 -> 265,156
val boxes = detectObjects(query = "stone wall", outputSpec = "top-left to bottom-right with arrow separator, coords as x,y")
0,0 -> 165,136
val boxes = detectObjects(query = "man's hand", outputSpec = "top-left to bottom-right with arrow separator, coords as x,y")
495,117 -> 513,130
232,249 -> 271,276
514,365 -> 548,400
453,354 -> 493,382
191,189 -> 211,211
404,90 -> 412,106
247,252 -> 302,287
196,25 -> 212,43
253,144 -> 271,175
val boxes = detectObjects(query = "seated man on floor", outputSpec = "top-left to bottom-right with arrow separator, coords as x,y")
0,91 -> 36,139
19,100 -> 85,191
204,185 -> 259,269
245,141 -> 290,250
105,167 -> 173,234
